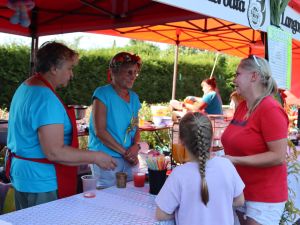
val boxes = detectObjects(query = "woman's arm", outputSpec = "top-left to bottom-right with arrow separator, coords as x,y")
156,207 -> 174,221
38,124 -> 116,169
184,100 -> 207,111
233,193 -> 245,207
92,99 -> 127,155
124,128 -> 140,164
225,138 -> 287,167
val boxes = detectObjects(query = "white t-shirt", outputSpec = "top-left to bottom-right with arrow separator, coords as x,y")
155,157 -> 244,225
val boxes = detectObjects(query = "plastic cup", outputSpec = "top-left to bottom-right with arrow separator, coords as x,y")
116,172 -> 127,188
81,175 -> 97,198
133,171 -> 146,187
148,169 -> 167,195
152,116 -> 163,126
139,118 -> 145,126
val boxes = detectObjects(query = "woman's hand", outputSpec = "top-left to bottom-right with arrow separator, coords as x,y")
223,155 -> 237,164
124,144 -> 139,165
125,144 -> 139,159
94,152 -> 117,170
124,154 -> 139,165
224,138 -> 287,167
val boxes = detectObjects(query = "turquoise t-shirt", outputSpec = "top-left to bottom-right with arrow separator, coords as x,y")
88,84 -> 141,157
7,83 -> 72,193
202,91 -> 223,115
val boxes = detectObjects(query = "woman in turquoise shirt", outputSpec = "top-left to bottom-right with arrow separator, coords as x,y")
89,52 -> 142,188
89,52 -> 141,188
7,42 -> 116,210
184,77 -> 223,115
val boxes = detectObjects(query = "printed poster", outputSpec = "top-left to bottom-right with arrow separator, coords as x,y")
267,25 -> 292,90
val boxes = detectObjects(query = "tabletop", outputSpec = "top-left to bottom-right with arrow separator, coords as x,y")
0,182 -> 174,225
139,124 -> 172,132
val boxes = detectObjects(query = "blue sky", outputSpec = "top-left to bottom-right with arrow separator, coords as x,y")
0,32 -> 169,50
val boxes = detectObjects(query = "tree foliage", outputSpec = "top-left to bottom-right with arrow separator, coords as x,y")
0,41 -> 239,109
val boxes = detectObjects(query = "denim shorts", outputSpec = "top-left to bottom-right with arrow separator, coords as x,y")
236,201 -> 286,225
90,157 -> 134,188
14,190 -> 57,210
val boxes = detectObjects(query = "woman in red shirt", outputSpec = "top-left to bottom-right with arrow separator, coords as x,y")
221,55 -> 288,225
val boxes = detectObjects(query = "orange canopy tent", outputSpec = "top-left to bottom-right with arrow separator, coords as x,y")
94,18 -> 264,58
0,0 -> 300,98
0,0 -> 201,36
92,19 -> 300,99
0,0 -> 201,73
91,18 -> 266,99
90,1 -> 300,99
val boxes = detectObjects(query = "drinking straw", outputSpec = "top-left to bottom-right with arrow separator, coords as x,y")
157,155 -> 165,170
146,155 -> 169,170
146,157 -> 158,170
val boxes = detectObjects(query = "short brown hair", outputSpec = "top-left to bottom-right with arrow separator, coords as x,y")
35,41 -> 78,73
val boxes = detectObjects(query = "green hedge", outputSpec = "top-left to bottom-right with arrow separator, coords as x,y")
0,45 -> 30,109
0,44 -> 239,109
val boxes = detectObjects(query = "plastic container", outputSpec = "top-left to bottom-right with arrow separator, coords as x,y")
116,172 -> 127,188
148,169 -> 167,195
161,116 -> 173,126
81,175 -> 97,198
133,172 -> 146,187
69,105 -> 88,120
0,120 -> 8,146
151,105 -> 169,117
152,116 -> 163,126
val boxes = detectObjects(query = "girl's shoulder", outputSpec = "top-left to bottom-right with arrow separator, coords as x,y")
171,162 -> 198,176
207,156 -> 235,170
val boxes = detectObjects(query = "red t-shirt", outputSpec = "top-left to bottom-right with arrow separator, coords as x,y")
221,96 -> 288,202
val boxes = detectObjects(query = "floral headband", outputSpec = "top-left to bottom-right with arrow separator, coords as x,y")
109,52 -> 142,71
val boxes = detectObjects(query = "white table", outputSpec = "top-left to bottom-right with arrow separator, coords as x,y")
0,182 -> 174,225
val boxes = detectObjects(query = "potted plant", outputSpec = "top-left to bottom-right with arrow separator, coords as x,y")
280,140 -> 300,224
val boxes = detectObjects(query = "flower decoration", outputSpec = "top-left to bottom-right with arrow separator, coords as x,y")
124,116 -> 139,143
109,52 -> 142,71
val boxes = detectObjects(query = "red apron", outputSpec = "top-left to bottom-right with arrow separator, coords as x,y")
6,74 -> 78,198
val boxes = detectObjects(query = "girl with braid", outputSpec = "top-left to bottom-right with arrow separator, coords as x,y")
155,112 -> 245,225
222,55 -> 289,225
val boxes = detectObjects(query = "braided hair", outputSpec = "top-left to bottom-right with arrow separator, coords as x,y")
239,55 -> 277,118
179,112 -> 213,206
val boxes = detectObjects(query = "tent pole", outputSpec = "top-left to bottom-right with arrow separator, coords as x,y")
30,36 -> 38,76
172,43 -> 179,100
210,52 -> 219,79
29,7 -> 38,76
172,29 -> 181,100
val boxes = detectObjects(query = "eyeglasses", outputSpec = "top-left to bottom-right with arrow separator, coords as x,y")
249,54 -> 261,68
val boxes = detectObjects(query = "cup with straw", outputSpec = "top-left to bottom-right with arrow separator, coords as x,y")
146,155 -> 168,195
